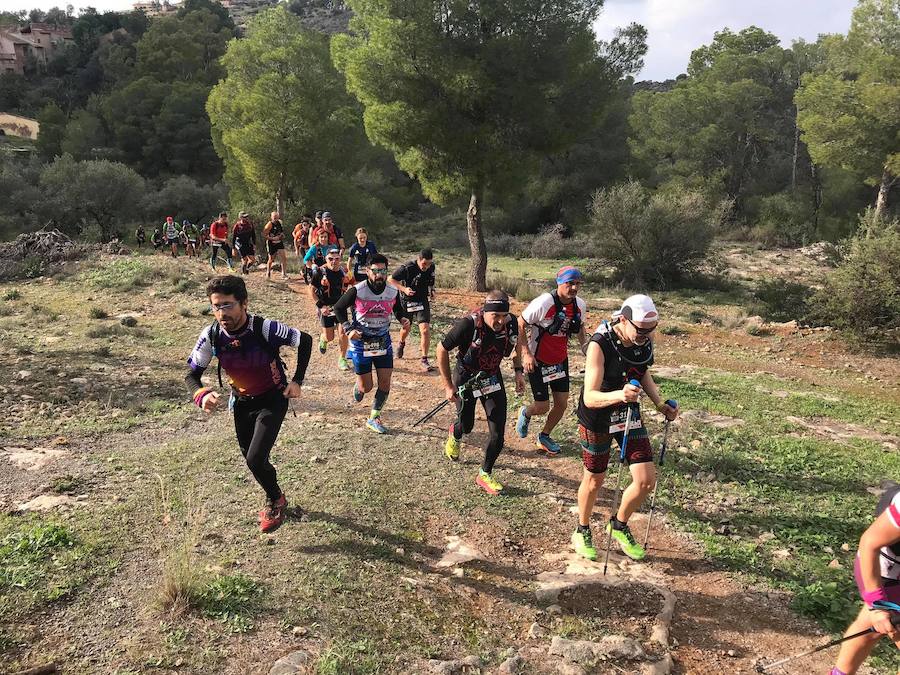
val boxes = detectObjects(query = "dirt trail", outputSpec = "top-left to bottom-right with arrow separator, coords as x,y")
2,267 -> 891,674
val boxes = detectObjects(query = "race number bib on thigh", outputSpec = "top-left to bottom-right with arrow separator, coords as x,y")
609,406 -> 642,434
541,363 -> 566,383
405,302 -> 424,313
362,336 -> 388,357
472,375 -> 502,398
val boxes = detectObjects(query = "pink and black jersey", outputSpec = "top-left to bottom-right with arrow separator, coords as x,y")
879,488 -> 900,580
188,315 -> 302,397
350,280 -> 398,339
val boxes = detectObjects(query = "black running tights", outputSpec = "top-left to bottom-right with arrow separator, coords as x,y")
452,373 -> 507,474
233,389 -> 288,501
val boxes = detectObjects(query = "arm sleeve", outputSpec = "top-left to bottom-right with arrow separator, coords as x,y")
303,246 -> 316,263
293,331 -> 313,384
333,286 -> 358,324
428,266 -> 435,288
184,326 -> 213,394
441,317 -> 474,352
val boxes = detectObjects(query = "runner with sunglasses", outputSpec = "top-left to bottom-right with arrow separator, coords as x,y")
572,294 -> 679,562
333,254 -> 410,434
309,246 -> 352,371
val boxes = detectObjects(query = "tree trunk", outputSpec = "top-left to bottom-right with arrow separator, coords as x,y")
466,186 -> 487,292
873,166 -> 895,225
275,171 -> 286,219
811,163 -> 822,232
791,106 -> 800,191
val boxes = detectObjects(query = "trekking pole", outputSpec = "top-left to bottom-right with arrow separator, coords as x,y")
413,370 -> 488,428
642,400 -> 677,550
603,379 -> 641,576
756,608 -> 900,672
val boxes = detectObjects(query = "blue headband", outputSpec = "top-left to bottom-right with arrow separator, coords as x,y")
556,267 -> 582,285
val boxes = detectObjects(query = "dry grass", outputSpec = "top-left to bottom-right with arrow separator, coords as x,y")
155,476 -> 206,616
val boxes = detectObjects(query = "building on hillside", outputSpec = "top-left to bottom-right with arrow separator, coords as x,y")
132,1 -> 182,18
0,22 -> 73,74
0,113 -> 40,140
220,0 -> 279,30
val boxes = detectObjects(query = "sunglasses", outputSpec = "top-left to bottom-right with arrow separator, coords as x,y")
627,318 -> 656,335
210,302 -> 238,312
369,267 -> 388,275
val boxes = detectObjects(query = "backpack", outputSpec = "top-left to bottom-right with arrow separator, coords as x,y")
461,311 -> 517,374
209,315 -> 286,388
534,290 -> 582,347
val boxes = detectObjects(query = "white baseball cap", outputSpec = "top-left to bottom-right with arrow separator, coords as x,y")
616,294 -> 658,323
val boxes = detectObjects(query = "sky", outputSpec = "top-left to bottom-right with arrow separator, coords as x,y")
4,0 -> 859,81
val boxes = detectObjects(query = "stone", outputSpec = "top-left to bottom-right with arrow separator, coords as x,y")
291,626 -> 308,637
757,532 -> 776,544
773,548 -> 791,560
436,536 -> 486,568
120,316 -> 138,327
545,604 -> 563,616
528,622 -> 547,639
17,494 -> 76,512
641,654 -> 674,675
828,559 -> 842,569
549,635 -> 645,665
498,654 -> 522,674
269,650 -> 312,674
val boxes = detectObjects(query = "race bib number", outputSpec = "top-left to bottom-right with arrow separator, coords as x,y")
406,302 -> 425,312
541,363 -> 566,383
472,375 -> 501,398
608,406 -> 642,434
362,337 -> 388,357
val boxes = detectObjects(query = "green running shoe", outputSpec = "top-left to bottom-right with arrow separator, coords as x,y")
444,426 -> 460,461
366,414 -> 386,434
338,355 -> 349,371
606,520 -> 646,561
571,528 -> 597,561
318,336 -> 327,354
475,470 -> 503,495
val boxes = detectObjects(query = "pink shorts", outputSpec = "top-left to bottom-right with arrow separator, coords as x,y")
853,556 -> 900,603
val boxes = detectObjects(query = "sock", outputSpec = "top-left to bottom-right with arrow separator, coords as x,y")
611,516 -> 627,530
829,669 -> 848,675
371,388 -> 389,416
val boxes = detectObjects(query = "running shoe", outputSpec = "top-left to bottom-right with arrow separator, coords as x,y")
537,432 -> 562,456
366,416 -> 386,434
606,519 -> 646,561
515,406 -> 530,438
338,355 -> 349,371
475,470 -> 503,495
259,493 -> 287,533
421,357 -> 435,372
352,383 -> 364,403
571,528 -> 597,561
444,426 -> 460,461
397,341 -> 405,359
319,336 -> 327,354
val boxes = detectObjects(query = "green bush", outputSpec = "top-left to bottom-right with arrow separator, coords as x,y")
486,273 -> 539,302
809,223 -> 900,338
748,191 -> 815,247
88,307 -> 108,319
750,279 -> 814,323
587,181 -> 728,286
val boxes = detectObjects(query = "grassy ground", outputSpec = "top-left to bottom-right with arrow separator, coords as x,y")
0,247 -> 898,673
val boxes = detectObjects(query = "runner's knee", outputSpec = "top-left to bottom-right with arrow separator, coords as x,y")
529,400 -> 551,416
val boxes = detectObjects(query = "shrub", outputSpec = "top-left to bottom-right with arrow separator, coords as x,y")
749,279 -> 814,323
88,307 -> 108,319
809,223 -> 900,338
3,289 -> 21,301
587,181 -> 729,286
486,273 -> 539,302
748,192 -> 815,247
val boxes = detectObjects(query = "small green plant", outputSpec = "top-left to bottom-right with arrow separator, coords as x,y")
50,475 -> 82,494
177,306 -> 193,318
687,309 -> 709,324
91,345 -> 112,357
3,289 -> 21,301
0,522 -> 75,591
661,324 -> 688,336
198,573 -> 264,633
89,307 -> 108,319
750,279 -> 813,323
486,273 -> 538,302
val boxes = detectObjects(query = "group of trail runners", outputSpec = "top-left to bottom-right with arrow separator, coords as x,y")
182,238 -> 899,674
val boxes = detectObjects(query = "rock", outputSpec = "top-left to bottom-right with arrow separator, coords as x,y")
291,626 -> 308,637
549,635 -> 645,665
828,559 -> 842,569
727,650 -> 737,657
120,316 -> 138,327
690,439 -> 702,449
498,653 -> 523,674
269,650 -> 312,674
528,622 -> 547,639
426,655 -> 482,674
436,536 -> 486,568
641,654 -> 674,675
757,532 -> 776,543
17,494 -> 76,512
841,543 -> 851,552
555,665 -> 587,675
773,548 -> 791,560
452,568 -> 464,578
545,604 -> 563,616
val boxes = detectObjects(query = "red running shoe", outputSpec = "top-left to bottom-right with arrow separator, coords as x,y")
259,493 -> 287,533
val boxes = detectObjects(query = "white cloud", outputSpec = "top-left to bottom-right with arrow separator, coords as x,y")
594,0 -> 858,80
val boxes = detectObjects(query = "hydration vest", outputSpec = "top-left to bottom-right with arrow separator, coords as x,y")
209,315 -> 285,388
535,290 -> 582,344
594,319 -> 653,391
